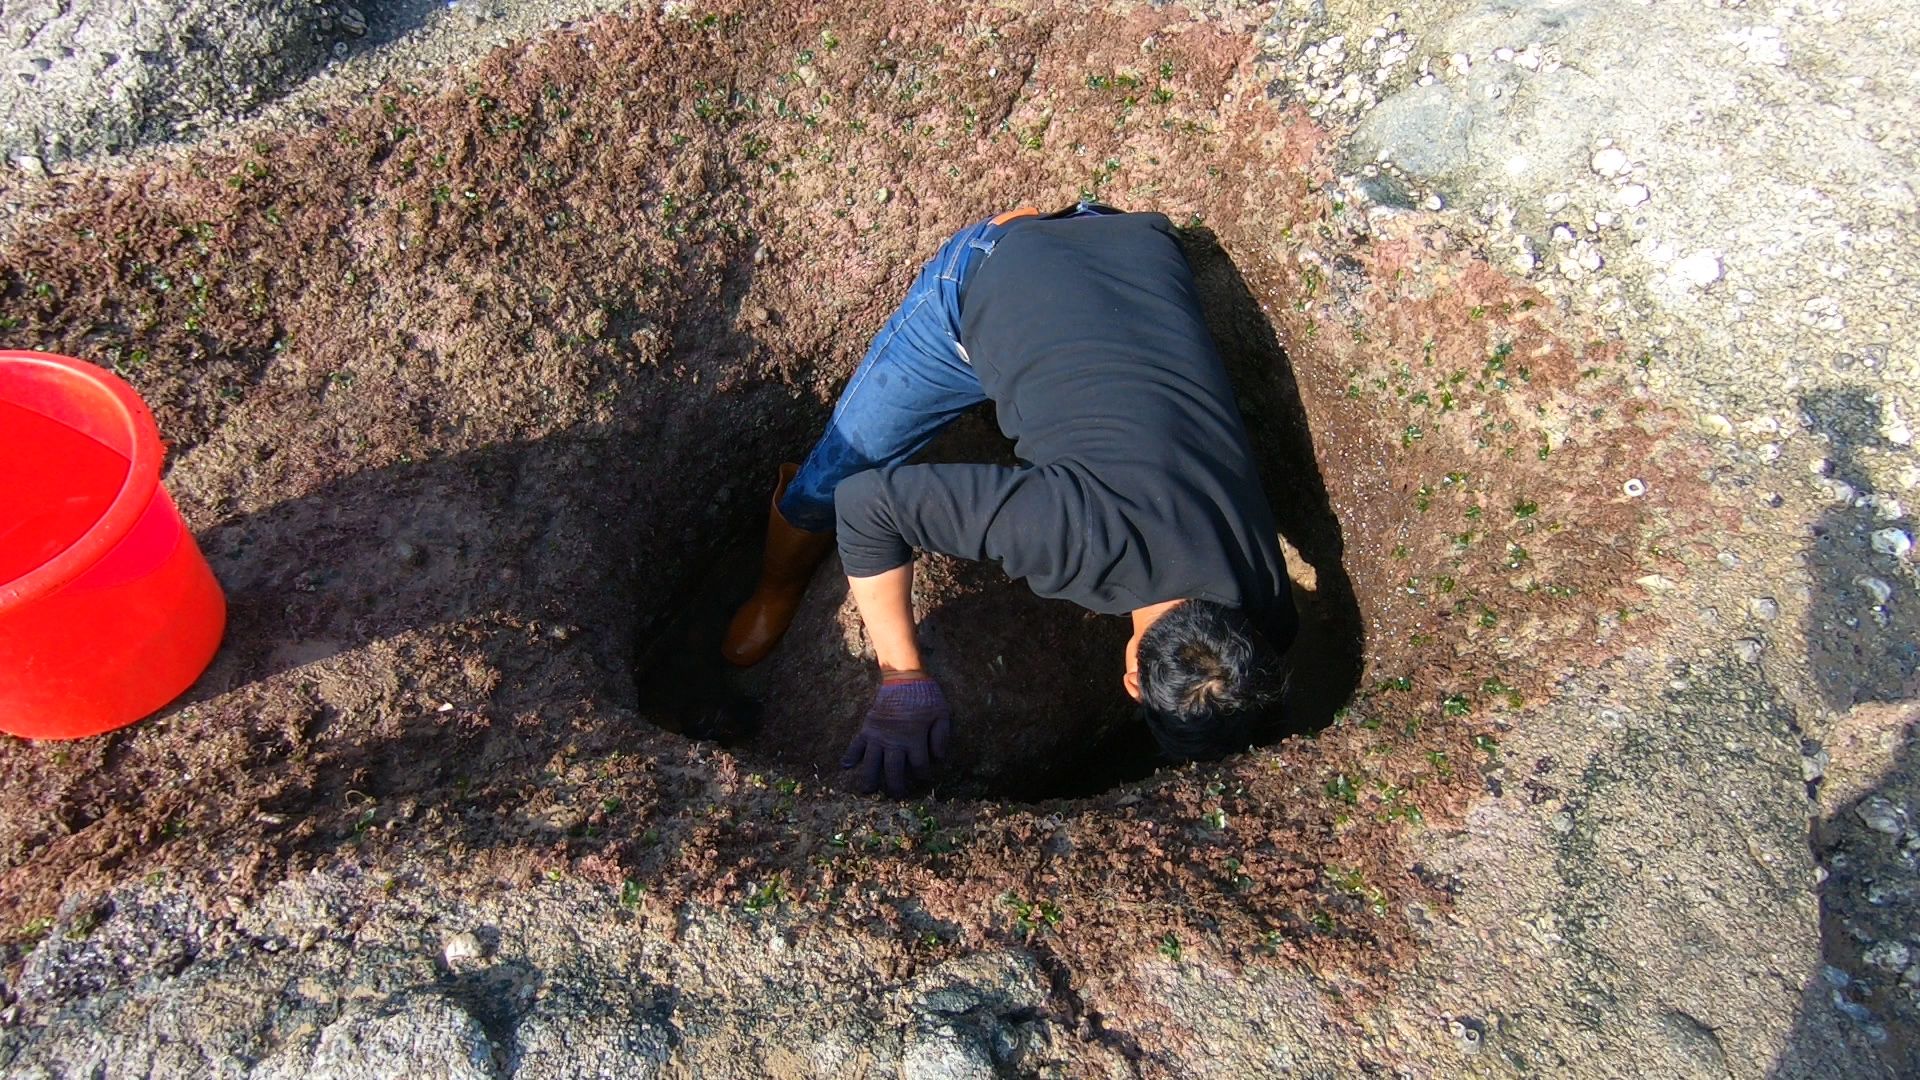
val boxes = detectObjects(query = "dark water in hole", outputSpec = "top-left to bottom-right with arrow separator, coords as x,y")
632,533 -> 775,748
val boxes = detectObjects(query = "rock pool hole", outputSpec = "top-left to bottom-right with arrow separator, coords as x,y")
630,231 -> 1367,801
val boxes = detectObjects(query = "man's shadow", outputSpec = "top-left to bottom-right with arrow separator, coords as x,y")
1764,385 -> 1920,1076
1798,387 -> 1920,708
1770,709 -> 1920,1078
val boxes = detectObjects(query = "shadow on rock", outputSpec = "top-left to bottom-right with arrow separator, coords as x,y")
1773,708 -> 1920,1079
1768,386 -> 1920,1080
185,406 -> 802,718
1181,225 -> 1367,734
1799,386 -> 1920,709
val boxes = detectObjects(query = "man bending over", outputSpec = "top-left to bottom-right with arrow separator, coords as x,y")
722,202 -> 1298,796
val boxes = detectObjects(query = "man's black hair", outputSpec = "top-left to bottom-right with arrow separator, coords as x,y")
1136,599 -> 1285,762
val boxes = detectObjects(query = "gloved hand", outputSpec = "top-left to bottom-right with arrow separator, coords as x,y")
840,674 -> 951,797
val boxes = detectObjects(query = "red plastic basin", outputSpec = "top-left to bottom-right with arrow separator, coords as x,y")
0,350 -> 225,740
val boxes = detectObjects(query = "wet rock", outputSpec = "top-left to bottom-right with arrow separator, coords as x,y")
900,952 -> 1052,1078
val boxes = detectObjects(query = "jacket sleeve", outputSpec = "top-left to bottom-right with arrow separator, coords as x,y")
834,463 -> 1088,586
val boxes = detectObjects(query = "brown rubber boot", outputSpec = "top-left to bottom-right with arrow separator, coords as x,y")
721,463 -> 835,667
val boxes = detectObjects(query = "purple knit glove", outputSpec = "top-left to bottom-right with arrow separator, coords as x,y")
841,676 -> 952,797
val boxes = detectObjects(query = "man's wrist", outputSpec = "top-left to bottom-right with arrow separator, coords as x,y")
880,667 -> 929,684
876,644 -> 925,678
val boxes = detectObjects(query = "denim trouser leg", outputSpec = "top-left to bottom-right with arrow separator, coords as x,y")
778,201 -> 1124,532
778,220 -> 999,531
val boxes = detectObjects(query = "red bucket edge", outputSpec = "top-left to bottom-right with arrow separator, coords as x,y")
0,350 -> 166,614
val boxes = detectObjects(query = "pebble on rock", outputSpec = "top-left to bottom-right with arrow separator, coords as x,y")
1883,416 -> 1913,447
1749,597 -> 1780,621
1819,478 -> 1857,506
1616,184 -> 1650,206
1864,941 -> 1911,972
443,931 -> 487,965
1869,528 -> 1912,558
1673,251 -> 1724,288
1854,575 -> 1894,606
1590,146 -> 1629,177
1699,413 -> 1735,439
1856,795 -> 1907,837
